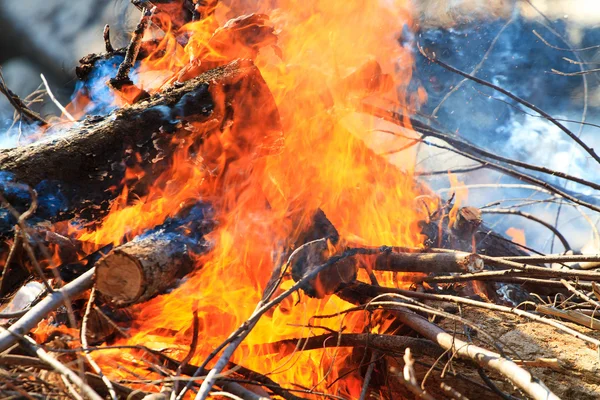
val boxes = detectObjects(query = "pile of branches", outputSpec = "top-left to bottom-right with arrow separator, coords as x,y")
1,1 -> 600,400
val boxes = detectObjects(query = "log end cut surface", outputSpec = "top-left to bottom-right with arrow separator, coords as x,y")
95,251 -> 144,305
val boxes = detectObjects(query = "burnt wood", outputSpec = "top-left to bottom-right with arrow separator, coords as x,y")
0,59 -> 282,234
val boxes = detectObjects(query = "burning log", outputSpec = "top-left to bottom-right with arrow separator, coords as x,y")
373,251 -> 483,273
95,232 -> 195,307
95,203 -> 213,307
0,59 -> 281,231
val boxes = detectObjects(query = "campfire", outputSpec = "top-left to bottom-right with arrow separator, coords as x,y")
1,0 -> 600,399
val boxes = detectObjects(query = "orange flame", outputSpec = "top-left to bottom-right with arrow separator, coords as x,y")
52,0 -> 433,396
506,227 -> 526,247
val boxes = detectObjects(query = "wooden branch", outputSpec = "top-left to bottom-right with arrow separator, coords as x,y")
536,305 -> 600,330
373,251 -> 483,273
0,69 -> 48,126
347,282 -> 600,348
263,333 -> 443,359
0,59 -> 281,231
337,287 -> 560,400
0,268 -> 95,353
10,334 -> 104,400
95,228 -> 207,307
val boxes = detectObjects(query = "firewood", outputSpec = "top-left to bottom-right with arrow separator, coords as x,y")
373,251 -> 483,273
95,204 -> 213,307
0,59 -> 281,232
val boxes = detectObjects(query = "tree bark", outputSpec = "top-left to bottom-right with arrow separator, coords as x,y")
95,204 -> 213,307
0,59 -> 282,231
373,251 -> 483,273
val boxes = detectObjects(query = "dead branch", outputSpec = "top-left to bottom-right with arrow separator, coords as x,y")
399,348 -> 437,400
0,69 -> 48,126
3,331 -> 103,400
81,287 -> 118,400
109,7 -> 153,91
481,209 -> 571,251
264,332 -> 443,359
372,251 -> 483,273
349,282 -> 600,348
536,305 -> 600,330
416,42 -> 600,166
103,24 -> 114,53
0,268 -> 95,353
0,59 -> 281,229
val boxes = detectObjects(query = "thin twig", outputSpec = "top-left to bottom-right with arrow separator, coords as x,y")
40,74 -> 76,122
110,7 -> 153,89
481,209 -> 571,251
104,24 -> 115,53
1,330 -> 103,400
532,30 -> 600,52
416,42 -> 600,165
431,17 -> 514,117
0,268 -> 95,352
359,351 -> 378,400
0,68 -> 47,125
551,68 -> 600,76
400,348 -> 437,400
82,287 -> 118,400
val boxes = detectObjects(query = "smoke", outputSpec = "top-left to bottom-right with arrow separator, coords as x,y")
409,3 -> 600,253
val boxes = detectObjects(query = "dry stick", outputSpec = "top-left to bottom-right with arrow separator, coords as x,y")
0,268 -> 95,353
560,279 -> 600,308
373,251 -> 483,273
185,246 -> 384,400
81,287 -> 118,400
110,7 -> 153,88
552,67 -> 600,76
358,351 -> 378,400
358,283 -> 600,348
458,276 -> 592,290
440,382 -> 470,400
400,348 -> 437,400
532,30 -> 600,52
264,333 -> 442,359
397,311 -> 558,400
481,209 -> 571,251
103,24 -> 115,53
421,267 -> 600,284
501,254 -> 600,264
40,74 -> 76,122
431,17 -> 514,117
415,164 -> 485,177
1,330 -> 103,400
417,42 -> 600,166
536,305 -> 600,330
0,189 -> 54,294
362,104 -> 600,213
0,68 -> 47,125
170,308 -> 200,400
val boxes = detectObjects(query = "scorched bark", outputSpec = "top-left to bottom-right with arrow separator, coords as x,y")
0,59 -> 282,232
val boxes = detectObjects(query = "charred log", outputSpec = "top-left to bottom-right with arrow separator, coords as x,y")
373,251 -> 483,273
95,204 -> 213,307
0,59 -> 282,234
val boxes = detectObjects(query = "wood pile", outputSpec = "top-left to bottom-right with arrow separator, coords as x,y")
1,1 -> 600,400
